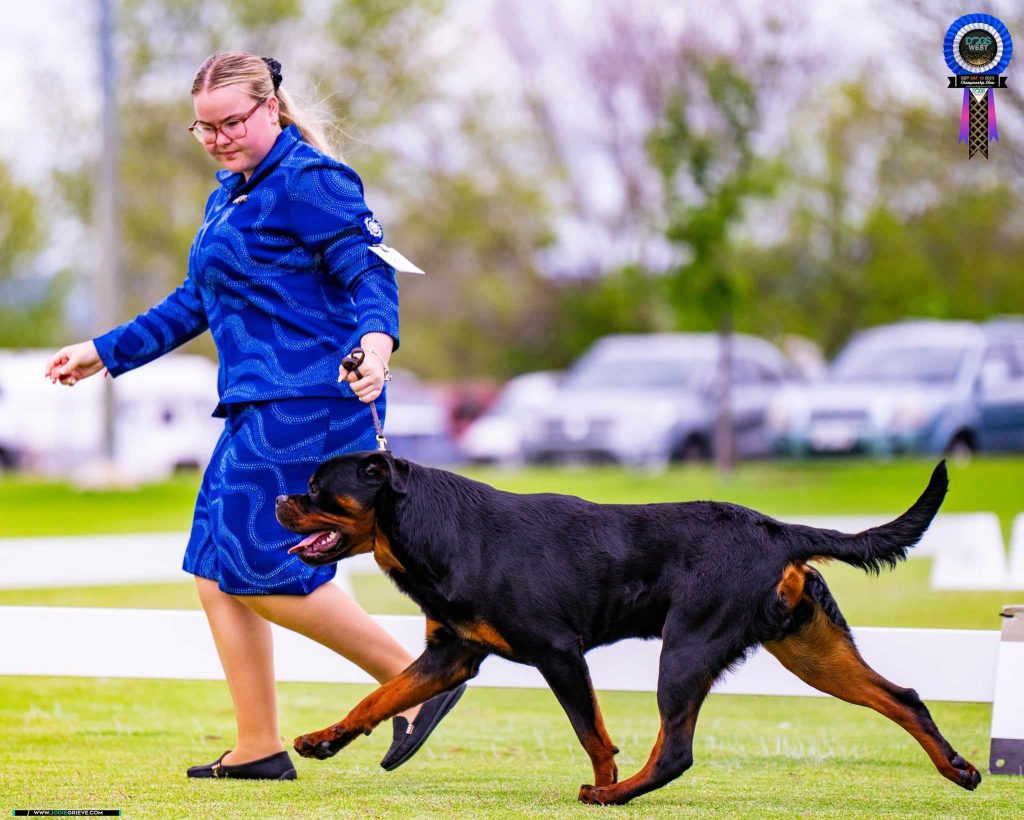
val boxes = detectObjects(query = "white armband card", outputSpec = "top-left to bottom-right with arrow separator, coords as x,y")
369,243 -> 425,275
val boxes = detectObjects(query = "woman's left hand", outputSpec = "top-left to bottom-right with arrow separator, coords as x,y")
339,348 -> 387,403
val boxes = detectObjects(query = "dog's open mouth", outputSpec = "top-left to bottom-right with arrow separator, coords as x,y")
287,530 -> 343,562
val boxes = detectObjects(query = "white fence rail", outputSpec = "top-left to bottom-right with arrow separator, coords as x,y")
0,606 -> 1000,702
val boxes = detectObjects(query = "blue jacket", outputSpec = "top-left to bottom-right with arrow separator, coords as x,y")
94,125 -> 399,415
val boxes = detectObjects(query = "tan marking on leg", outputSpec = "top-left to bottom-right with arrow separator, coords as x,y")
295,647 -> 478,757
455,621 -> 514,655
581,727 -> 664,804
584,695 -> 618,786
764,605 -> 976,787
776,563 -> 807,610
425,619 -> 445,642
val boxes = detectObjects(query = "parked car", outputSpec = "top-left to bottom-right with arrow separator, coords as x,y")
460,371 -> 562,465
383,369 -> 461,465
769,318 -> 1024,457
522,333 -> 801,468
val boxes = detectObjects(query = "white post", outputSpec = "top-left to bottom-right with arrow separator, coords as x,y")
989,604 -> 1024,775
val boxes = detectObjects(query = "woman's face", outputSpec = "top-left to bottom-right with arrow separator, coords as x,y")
192,84 -> 281,180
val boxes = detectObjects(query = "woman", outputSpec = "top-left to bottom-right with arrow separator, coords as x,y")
44,52 -> 463,780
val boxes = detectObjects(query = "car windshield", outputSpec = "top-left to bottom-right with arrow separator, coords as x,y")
567,357 -> 706,388
830,344 -> 967,383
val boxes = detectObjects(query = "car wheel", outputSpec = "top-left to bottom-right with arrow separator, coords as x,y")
945,433 -> 975,464
671,435 -> 711,463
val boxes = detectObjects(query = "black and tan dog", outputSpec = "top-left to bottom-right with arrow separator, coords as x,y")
275,453 -> 979,805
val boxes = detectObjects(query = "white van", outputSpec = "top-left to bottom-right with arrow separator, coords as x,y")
0,349 -> 222,481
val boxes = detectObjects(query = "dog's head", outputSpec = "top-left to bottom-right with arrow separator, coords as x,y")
275,451 -> 411,566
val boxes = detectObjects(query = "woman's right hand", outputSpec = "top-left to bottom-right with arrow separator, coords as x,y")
45,341 -> 107,386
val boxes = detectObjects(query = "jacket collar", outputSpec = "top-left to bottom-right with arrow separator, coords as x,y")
215,124 -> 301,193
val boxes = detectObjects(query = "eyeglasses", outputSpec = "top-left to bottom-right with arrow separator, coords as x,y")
188,97 -> 267,145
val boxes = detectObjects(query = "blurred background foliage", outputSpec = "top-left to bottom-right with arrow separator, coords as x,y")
0,0 -> 1021,375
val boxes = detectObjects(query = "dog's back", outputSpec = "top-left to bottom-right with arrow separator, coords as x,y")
380,461 -> 946,656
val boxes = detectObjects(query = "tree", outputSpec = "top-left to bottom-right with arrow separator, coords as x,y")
0,161 -> 67,346
49,0 -> 567,379
648,59 -> 785,473
742,79 -> 1024,356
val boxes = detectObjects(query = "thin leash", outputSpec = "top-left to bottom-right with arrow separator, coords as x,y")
341,348 -> 389,452
341,347 -> 389,561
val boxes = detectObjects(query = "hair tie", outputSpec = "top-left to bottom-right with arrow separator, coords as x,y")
262,56 -> 283,91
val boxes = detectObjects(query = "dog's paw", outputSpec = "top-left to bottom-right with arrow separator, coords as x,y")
579,783 -> 629,805
949,753 -> 982,790
578,784 -> 617,805
294,733 -> 341,760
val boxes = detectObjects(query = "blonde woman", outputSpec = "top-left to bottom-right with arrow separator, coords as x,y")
45,52 -> 464,780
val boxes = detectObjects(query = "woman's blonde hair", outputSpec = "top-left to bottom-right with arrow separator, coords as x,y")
192,51 -> 337,158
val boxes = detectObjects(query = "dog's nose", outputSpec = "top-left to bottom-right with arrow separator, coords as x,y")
276,494 -> 288,506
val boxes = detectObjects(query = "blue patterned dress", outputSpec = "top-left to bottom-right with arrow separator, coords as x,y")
94,125 -> 399,594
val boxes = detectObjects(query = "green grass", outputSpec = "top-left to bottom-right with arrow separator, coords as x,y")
1,677 -> 1018,818
2,455 -> 1022,538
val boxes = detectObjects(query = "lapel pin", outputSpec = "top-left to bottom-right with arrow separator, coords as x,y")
233,194 -> 248,205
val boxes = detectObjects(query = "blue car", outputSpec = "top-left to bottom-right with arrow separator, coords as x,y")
770,319 -> 1024,457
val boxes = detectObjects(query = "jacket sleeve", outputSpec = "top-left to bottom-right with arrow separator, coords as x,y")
92,273 -> 209,377
289,162 -> 400,350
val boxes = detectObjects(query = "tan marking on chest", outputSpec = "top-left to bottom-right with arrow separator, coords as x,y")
372,530 -> 405,573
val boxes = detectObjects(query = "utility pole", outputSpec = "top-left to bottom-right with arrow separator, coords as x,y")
97,0 -> 121,464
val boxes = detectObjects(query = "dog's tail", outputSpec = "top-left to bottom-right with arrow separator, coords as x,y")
784,461 -> 948,574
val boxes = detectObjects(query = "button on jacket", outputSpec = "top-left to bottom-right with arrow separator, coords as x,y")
93,125 -> 399,415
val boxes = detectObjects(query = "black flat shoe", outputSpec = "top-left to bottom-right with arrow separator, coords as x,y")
187,750 -> 297,780
380,683 -> 467,771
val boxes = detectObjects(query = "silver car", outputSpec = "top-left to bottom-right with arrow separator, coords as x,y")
460,371 -> 562,466
770,319 -> 1024,457
522,333 -> 800,468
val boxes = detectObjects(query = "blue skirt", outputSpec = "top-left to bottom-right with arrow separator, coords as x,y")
182,397 -> 384,595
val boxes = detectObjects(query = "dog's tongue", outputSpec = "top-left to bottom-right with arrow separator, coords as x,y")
288,531 -> 331,554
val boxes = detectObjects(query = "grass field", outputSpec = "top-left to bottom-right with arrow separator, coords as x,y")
1,677 -> 1017,818
1,457 -> 1023,816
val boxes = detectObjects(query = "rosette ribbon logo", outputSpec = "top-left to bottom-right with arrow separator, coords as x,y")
945,14 -> 1013,158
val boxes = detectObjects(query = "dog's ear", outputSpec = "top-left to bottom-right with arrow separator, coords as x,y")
358,452 -> 411,495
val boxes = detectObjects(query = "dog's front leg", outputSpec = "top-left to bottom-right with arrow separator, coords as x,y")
295,627 -> 485,760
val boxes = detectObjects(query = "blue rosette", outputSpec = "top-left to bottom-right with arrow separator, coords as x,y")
944,14 -> 1013,149
945,14 -> 1013,75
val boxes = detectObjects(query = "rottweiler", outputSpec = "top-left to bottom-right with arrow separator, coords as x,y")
275,453 -> 979,805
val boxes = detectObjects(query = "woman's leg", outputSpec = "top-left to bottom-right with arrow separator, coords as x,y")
237,581 -> 420,721
195,576 -> 285,764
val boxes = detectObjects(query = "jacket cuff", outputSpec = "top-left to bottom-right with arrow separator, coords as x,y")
357,325 -> 400,353
92,328 -> 131,378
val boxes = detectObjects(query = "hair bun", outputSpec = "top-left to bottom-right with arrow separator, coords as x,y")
262,56 -> 283,91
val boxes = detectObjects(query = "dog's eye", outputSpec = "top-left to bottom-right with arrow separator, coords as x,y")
309,482 -> 320,496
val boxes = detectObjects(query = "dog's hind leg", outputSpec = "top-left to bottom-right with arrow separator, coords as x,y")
578,628 -> 722,805
294,622 -> 485,760
536,645 -> 619,788
763,572 -> 980,791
